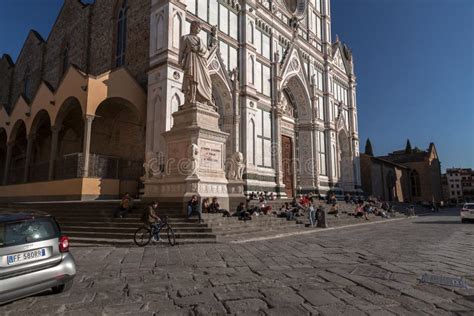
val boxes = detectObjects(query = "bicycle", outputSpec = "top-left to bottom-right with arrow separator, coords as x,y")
133,216 -> 176,247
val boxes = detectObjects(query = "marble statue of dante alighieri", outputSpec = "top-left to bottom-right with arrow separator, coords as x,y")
179,21 -> 213,105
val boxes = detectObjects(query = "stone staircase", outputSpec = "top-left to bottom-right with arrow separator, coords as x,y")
0,200 -> 302,246
0,199 -> 411,246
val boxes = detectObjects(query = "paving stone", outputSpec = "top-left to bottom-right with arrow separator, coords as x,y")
224,298 -> 268,314
260,287 -> 305,307
264,305 -> 310,316
173,293 -> 216,307
298,289 -> 340,306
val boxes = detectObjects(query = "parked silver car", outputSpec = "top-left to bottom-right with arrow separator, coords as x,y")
0,211 -> 76,305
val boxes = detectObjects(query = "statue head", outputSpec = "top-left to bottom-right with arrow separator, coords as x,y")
190,21 -> 202,35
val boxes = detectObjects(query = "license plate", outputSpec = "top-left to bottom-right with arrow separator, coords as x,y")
7,249 -> 47,265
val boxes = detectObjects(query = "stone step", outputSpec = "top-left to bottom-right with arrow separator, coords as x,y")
62,230 -> 217,240
58,221 -> 208,228
69,237 -> 217,246
61,225 -> 213,233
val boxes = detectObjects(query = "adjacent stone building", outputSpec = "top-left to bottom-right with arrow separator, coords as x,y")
361,140 -> 443,203
445,168 -> 474,204
0,0 -> 361,201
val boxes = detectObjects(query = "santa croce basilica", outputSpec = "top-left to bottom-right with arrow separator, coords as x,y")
0,0 -> 361,204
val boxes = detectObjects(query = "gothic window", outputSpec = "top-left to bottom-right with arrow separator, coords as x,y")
170,94 -> 180,128
115,0 -> 127,67
248,22 -> 254,43
248,56 -> 255,85
23,67 -> 30,99
62,45 -> 69,76
410,170 -> 421,197
172,14 -> 182,49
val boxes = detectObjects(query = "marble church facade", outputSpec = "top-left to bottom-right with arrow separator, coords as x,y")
0,0 -> 360,201
146,0 -> 361,198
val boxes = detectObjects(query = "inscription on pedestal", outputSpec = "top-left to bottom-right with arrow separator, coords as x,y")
199,140 -> 223,170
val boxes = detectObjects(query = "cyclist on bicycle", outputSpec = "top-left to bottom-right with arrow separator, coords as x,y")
144,201 -> 162,242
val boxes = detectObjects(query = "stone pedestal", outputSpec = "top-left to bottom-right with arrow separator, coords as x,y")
143,102 -> 232,213
227,179 -> 245,212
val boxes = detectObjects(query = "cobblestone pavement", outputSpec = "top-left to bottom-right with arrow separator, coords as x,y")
2,209 -> 473,315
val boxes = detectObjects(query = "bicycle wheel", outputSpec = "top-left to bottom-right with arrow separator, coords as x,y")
166,226 -> 176,246
134,226 -> 151,247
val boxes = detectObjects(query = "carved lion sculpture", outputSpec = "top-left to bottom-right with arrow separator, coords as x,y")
226,152 -> 245,180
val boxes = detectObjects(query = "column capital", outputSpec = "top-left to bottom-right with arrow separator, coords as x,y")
84,114 -> 95,124
27,133 -> 37,142
51,124 -> 63,134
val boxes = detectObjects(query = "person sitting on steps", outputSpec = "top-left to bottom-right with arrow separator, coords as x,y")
210,197 -> 231,216
236,202 -> 251,221
114,193 -> 132,218
201,197 -> 210,213
187,195 -> 203,223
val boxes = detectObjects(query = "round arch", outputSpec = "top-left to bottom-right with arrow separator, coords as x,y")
0,128 -> 7,183
29,110 -> 52,182
8,120 -> 27,184
337,129 -> 354,191
89,97 -> 145,182
54,97 -> 84,128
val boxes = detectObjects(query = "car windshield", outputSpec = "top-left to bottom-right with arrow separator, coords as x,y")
0,218 -> 60,248
464,204 -> 474,210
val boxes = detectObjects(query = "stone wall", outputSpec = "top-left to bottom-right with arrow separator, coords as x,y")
89,0 -> 150,87
0,55 -> 14,109
0,0 -> 150,113
10,31 -> 45,106
43,0 -> 91,89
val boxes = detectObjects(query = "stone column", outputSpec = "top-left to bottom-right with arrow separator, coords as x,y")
273,109 -> 286,198
2,141 -> 13,185
82,115 -> 94,178
23,133 -> 36,183
48,125 -> 61,180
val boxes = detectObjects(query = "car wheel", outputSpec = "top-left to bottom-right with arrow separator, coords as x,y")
51,280 -> 73,294
461,218 -> 468,223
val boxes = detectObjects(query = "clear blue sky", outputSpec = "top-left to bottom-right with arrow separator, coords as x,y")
1,0 -> 473,171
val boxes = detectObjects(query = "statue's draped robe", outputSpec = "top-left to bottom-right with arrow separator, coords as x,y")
179,35 -> 213,104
